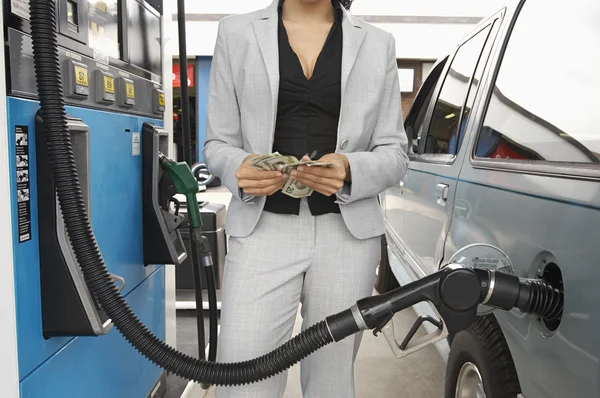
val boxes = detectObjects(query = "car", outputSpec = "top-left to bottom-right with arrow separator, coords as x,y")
377,0 -> 600,397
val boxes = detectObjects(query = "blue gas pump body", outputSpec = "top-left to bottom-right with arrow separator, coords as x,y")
7,98 -> 166,397
4,0 -> 170,396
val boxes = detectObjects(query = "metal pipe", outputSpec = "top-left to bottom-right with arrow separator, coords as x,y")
177,0 -> 192,166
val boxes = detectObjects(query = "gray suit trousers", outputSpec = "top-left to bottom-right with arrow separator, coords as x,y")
216,199 -> 380,397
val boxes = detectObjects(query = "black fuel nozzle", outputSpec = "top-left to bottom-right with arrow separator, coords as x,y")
326,266 -> 483,341
325,265 -> 564,344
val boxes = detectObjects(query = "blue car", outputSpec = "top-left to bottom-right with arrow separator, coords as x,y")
378,0 -> 600,397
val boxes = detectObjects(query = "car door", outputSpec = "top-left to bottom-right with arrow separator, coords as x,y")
400,14 -> 503,275
384,58 -> 445,265
448,1 -> 600,396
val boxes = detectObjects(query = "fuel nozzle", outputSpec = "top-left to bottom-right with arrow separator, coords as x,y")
324,265 -> 564,359
158,151 -> 202,228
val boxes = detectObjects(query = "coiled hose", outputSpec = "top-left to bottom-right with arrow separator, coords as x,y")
30,0 -> 334,385
520,280 -> 563,323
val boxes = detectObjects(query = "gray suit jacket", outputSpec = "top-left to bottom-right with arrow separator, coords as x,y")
203,0 -> 409,240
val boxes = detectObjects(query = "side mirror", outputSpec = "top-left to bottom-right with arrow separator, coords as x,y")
447,243 -> 515,315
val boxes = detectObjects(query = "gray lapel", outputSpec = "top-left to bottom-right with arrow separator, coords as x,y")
341,12 -> 366,101
253,2 -> 280,149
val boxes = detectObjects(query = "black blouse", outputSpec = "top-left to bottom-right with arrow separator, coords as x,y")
264,0 -> 343,216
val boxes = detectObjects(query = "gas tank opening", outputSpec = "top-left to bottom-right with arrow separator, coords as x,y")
538,262 -> 564,332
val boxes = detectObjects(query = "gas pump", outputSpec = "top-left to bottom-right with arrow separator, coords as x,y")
4,0 -> 174,396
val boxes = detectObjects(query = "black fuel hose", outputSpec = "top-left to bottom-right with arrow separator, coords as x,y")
177,0 -> 218,366
204,265 -> 219,361
189,227 -> 207,362
191,230 -> 219,363
30,0 -> 336,386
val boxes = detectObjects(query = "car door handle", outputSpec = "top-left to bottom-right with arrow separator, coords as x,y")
436,183 -> 449,206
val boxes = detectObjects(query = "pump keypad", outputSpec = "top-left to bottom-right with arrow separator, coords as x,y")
66,60 -> 90,99
117,77 -> 135,108
94,70 -> 116,104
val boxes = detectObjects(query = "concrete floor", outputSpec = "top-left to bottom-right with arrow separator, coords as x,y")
173,185 -> 446,397
283,307 -> 445,398
189,306 -> 446,398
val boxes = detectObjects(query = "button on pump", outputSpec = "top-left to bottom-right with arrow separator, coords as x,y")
94,70 -> 115,104
65,60 -> 89,99
117,77 -> 135,108
153,88 -> 165,114
340,139 -> 349,150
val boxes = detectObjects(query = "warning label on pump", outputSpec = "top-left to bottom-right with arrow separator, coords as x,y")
11,0 -> 29,20
15,125 -> 31,243
132,132 -> 140,156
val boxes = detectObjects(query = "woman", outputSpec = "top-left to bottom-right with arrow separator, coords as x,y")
203,0 -> 409,396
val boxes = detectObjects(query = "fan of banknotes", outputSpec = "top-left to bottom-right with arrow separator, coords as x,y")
249,152 -> 335,198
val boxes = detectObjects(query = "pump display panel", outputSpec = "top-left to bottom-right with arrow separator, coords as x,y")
87,0 -> 120,59
127,0 -> 162,76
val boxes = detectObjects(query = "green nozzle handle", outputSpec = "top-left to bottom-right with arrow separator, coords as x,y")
185,193 -> 202,228
159,153 -> 202,228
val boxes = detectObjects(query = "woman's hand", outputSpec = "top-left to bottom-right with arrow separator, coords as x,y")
291,153 -> 350,197
236,155 -> 288,196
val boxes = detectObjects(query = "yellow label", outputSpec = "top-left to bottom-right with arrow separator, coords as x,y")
95,2 -> 107,13
75,66 -> 88,87
103,76 -> 115,94
158,93 -> 165,107
126,82 -> 135,99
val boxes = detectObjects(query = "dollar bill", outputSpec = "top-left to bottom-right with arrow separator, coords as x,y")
280,160 -> 336,170
248,153 -> 335,198
282,177 -> 313,198
250,154 -> 298,172
262,156 -> 299,171
306,162 -> 335,168
248,152 -> 282,169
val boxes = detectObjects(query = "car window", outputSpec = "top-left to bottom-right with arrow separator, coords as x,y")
405,58 -> 447,153
453,21 -> 499,154
423,24 -> 494,156
475,1 -> 600,163
411,71 -> 439,145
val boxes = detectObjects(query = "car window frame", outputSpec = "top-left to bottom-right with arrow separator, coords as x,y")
470,1 -> 600,181
413,19 -> 501,166
404,56 -> 447,160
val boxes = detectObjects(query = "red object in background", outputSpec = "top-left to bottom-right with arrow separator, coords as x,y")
490,143 -> 530,160
172,64 -> 194,87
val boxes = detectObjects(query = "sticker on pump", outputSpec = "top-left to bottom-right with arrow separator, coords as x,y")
126,82 -> 135,99
158,93 -> 165,107
75,65 -> 88,87
104,75 -> 115,94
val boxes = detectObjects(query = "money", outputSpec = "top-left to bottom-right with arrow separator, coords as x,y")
306,162 -> 335,168
282,177 -> 312,199
248,153 -> 336,198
